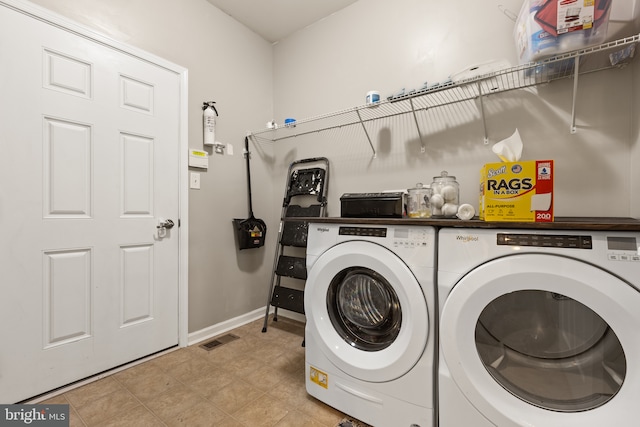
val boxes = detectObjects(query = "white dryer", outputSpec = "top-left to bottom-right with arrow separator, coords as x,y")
305,223 -> 436,427
437,228 -> 640,427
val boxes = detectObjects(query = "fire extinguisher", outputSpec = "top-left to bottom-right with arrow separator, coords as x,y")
202,101 -> 218,146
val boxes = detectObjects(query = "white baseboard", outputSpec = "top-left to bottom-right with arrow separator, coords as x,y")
187,306 -> 272,346
187,306 -> 307,346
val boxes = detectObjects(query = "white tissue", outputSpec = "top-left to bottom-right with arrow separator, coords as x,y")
492,129 -> 523,162
530,193 -> 552,211
457,204 -> 476,220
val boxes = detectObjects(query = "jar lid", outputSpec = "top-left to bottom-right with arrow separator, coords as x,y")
410,182 -> 431,190
434,170 -> 456,180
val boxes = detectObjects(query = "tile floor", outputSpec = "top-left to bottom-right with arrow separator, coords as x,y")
40,316 -> 363,427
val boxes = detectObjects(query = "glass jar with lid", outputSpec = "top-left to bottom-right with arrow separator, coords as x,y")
407,183 -> 432,218
430,171 -> 459,218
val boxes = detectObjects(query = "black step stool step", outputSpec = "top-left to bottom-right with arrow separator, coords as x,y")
271,286 -> 305,314
275,255 -> 307,280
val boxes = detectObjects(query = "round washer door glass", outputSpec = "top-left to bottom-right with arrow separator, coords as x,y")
305,240 -> 430,382
327,267 -> 401,351
476,289 -> 626,412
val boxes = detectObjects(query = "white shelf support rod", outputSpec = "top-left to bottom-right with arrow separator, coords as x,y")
356,108 -> 377,158
570,57 -> 580,134
477,82 -> 489,144
409,98 -> 426,153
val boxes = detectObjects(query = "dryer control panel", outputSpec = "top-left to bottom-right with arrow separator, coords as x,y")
496,233 -> 640,262
606,236 -> 640,261
497,233 -> 593,249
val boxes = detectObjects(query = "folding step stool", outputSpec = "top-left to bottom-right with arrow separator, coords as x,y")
261,157 -> 329,334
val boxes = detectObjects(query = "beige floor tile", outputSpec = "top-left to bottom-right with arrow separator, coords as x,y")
297,395 -> 345,427
265,346 -> 305,375
269,317 -> 305,335
251,329 -> 291,347
94,405 -> 163,427
163,354 -> 217,384
40,394 -> 69,405
41,395 -> 86,427
65,377 -> 125,409
202,341 -> 265,370
226,321 -> 260,338
200,345 -> 237,367
187,367 -> 237,401
248,342 -> 290,362
206,378 -> 264,414
69,410 -> 87,427
267,371 -> 308,408
114,364 -> 179,401
185,366 -> 238,399
216,333 -> 261,354
163,400 -> 227,427
142,384 -> 205,422
222,354 -> 266,380
274,410 -> 326,427
74,389 -> 140,426
232,393 -> 289,427
37,317 -> 355,427
214,417 -> 247,427
150,348 -> 195,372
240,363 -> 288,392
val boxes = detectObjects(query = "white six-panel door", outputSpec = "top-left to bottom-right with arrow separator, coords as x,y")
0,2 -> 183,402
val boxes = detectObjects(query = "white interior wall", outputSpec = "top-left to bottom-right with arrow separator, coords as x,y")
632,5 -> 640,219
22,0 -> 640,338
272,0 -> 638,219
28,0 -> 277,333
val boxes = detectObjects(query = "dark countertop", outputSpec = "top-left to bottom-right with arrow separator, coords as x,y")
291,216 -> 640,231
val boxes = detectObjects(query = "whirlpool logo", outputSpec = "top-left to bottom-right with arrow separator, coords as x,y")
316,227 -> 330,233
456,234 -> 479,243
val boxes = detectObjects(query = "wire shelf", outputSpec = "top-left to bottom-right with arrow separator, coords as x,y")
249,34 -> 639,154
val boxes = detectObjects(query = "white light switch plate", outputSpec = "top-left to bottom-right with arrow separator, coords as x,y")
190,172 -> 201,189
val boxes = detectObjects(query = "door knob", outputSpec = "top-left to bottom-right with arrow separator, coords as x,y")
157,219 -> 175,230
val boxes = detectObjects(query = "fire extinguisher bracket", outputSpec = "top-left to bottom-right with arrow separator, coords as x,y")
203,101 -> 224,153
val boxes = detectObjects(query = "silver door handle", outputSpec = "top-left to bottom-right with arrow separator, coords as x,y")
157,219 -> 175,230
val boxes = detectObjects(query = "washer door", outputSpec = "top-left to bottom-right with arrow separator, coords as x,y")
441,253 -> 640,426
305,240 -> 429,382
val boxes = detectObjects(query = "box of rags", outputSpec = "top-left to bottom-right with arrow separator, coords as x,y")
479,160 -> 554,222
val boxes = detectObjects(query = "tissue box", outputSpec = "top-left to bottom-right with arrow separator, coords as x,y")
479,160 -> 554,222
514,0 -> 611,64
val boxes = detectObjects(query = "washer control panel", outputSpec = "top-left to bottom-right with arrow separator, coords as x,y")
339,226 -> 387,238
337,226 -> 431,248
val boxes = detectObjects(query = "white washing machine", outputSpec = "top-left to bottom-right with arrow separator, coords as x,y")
305,223 -> 436,427
438,228 -> 640,427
